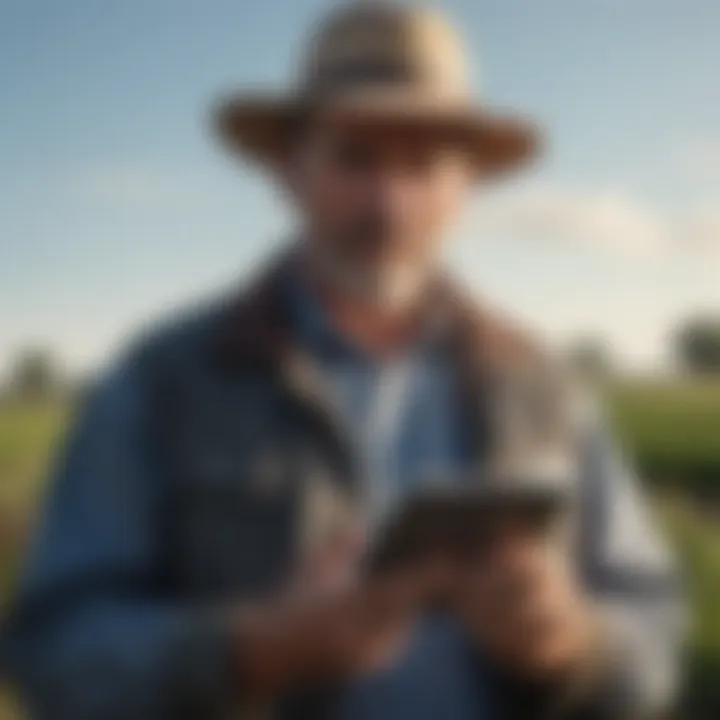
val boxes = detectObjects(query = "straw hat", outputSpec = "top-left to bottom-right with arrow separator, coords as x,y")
214,3 -> 541,174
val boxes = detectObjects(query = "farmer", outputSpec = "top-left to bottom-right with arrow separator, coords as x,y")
3,4 -> 682,719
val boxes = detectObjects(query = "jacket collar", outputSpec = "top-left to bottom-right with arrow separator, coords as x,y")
215,246 -> 541,454
213,247 -> 539,377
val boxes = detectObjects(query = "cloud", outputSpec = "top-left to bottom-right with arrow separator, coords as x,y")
675,137 -> 720,177
683,207 -> 720,252
465,185 -> 720,261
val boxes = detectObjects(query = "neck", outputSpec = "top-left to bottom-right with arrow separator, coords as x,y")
299,251 -> 431,357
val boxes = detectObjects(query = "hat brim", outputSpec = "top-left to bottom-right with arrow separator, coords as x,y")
213,90 -> 542,176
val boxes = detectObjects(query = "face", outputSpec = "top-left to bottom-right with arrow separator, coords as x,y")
284,114 -> 475,309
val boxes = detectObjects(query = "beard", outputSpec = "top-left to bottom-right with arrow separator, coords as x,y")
310,245 -> 433,313
308,215 -> 436,313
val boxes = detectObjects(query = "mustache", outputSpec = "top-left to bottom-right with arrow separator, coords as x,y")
343,212 -> 415,250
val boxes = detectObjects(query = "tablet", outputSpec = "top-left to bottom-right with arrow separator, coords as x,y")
364,482 -> 571,575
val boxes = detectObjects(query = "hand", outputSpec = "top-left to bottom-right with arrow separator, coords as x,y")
449,519 -> 600,681
232,524 -> 426,699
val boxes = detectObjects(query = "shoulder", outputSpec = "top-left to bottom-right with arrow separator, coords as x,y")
443,277 -> 546,374
99,251 -> 293,395
451,284 -> 599,449
95,289 -> 241,398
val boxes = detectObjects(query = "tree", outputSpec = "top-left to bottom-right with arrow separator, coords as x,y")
675,317 -> 720,374
9,347 -> 61,399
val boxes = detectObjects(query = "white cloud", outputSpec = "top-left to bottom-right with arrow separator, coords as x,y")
465,185 -> 720,261
683,206 -> 720,253
675,137 -> 720,177
452,184 -> 720,369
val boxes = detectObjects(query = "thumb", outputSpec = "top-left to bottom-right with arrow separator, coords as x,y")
296,519 -> 368,594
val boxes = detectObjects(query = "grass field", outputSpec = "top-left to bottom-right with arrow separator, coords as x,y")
608,377 -> 720,497
0,401 -> 71,602
0,380 -> 718,717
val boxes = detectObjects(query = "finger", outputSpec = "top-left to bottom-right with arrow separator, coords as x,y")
301,518 -> 368,580
323,521 -> 369,585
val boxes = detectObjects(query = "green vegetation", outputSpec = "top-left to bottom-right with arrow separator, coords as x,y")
0,402 -> 71,602
609,378 -> 720,497
656,499 -> 720,719
0,401 -> 70,501
0,380 -> 717,717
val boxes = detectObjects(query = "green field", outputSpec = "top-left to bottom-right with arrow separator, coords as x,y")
609,378 -> 720,497
0,401 -> 71,600
0,381 -> 718,717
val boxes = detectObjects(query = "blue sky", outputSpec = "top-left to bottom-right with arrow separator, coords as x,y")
1,0 -> 719,376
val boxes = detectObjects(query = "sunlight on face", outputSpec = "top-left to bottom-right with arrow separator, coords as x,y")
285,115 -> 476,307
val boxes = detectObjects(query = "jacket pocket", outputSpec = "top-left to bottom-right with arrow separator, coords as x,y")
170,446 -> 299,600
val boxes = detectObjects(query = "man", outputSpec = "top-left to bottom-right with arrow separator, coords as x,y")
2,4 -> 682,719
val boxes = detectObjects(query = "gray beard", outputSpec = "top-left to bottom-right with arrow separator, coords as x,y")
309,248 -> 432,314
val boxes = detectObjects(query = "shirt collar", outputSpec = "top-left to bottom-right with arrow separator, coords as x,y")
282,259 -> 453,364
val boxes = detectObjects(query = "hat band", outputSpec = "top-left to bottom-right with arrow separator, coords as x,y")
307,59 -> 422,94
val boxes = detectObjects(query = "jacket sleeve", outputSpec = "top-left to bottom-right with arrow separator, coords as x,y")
571,417 -> 685,719
0,351 -> 237,720
485,401 -> 685,720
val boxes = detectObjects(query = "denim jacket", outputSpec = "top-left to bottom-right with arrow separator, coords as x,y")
1,254 -> 683,719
